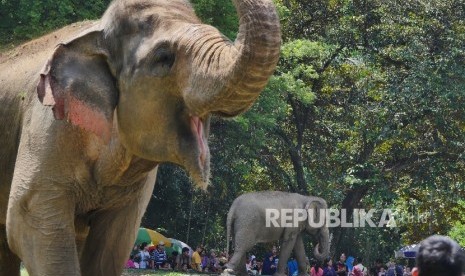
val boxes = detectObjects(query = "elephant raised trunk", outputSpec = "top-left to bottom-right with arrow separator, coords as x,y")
183,0 -> 281,117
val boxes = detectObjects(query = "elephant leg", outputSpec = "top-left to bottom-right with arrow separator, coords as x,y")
7,190 -> 80,276
274,231 -> 298,276
293,234 -> 309,276
75,216 -> 90,259
225,229 -> 254,276
80,206 -> 146,276
0,224 -> 20,276
80,171 -> 156,276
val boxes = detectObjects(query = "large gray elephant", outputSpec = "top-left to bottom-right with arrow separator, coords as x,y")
224,191 -> 330,276
0,0 -> 281,275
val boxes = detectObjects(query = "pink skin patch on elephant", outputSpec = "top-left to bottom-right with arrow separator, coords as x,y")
66,96 -> 112,142
37,69 -> 112,142
190,116 -> 207,167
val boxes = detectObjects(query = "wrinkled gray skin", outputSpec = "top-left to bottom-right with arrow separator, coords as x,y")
0,0 -> 281,275
224,192 -> 330,276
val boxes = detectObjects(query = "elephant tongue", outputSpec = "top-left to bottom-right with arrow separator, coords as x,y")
190,116 -> 207,167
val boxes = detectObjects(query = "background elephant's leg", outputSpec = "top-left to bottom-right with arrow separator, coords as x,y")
226,229 -> 254,276
293,234 -> 308,276
275,232 -> 297,276
0,225 -> 20,276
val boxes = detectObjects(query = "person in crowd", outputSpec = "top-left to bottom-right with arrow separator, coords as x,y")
262,245 -> 279,275
412,235 -> 465,276
386,260 -> 403,276
310,260 -> 324,276
386,261 -> 395,276
218,251 -> 229,271
151,241 -> 168,269
287,256 -> 298,276
125,256 -> 137,269
371,259 -> 385,276
181,263 -> 189,272
130,245 -> 139,260
136,242 -> 151,269
176,247 -> 192,271
201,249 -> 209,271
379,267 -> 386,276
169,251 -> 179,270
403,267 -> 412,276
246,255 -> 252,273
323,258 -> 337,276
352,257 -> 367,276
207,249 -> 219,272
191,245 -> 203,272
334,253 -> 348,276
249,257 -> 260,275
129,245 -> 141,269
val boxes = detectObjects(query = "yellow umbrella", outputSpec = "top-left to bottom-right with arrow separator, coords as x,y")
135,228 -> 171,247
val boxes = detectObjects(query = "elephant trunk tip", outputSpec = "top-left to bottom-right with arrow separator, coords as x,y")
313,243 -> 328,262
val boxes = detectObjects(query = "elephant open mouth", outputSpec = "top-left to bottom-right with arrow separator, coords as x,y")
190,116 -> 207,168
184,115 -> 210,190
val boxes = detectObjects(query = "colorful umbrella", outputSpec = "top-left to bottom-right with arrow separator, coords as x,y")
135,228 -> 171,247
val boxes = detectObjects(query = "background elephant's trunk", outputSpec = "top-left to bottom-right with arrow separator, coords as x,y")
183,0 -> 281,117
313,226 -> 330,261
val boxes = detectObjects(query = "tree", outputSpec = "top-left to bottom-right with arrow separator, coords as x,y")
448,200 -> 465,247
0,0 -> 110,45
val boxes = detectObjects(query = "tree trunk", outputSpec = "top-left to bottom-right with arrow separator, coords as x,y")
201,196 -> 211,245
186,188 -> 194,244
330,186 -> 370,256
288,146 -> 308,194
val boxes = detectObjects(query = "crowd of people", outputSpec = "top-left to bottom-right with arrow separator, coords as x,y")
299,235 -> 463,276
125,242 -> 229,273
241,246 -> 396,276
124,235 -> 464,276
246,235 -> 464,276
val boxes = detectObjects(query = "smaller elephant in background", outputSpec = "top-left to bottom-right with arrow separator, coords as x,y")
223,191 -> 330,276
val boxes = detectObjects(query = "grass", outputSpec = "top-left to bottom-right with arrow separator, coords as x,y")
122,269 -> 202,276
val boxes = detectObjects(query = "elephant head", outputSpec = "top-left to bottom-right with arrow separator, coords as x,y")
36,0 -> 281,188
304,197 -> 330,261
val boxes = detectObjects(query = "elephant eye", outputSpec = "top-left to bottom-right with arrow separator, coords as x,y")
149,46 -> 175,77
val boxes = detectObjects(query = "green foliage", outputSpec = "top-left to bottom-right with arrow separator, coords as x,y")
191,0 -> 238,40
0,0 -> 110,44
448,200 -> 465,247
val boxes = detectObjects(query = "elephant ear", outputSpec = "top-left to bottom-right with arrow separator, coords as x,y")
37,28 -> 118,143
305,200 -> 323,227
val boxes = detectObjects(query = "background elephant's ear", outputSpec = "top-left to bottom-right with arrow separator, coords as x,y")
37,30 -> 118,142
305,199 -> 323,222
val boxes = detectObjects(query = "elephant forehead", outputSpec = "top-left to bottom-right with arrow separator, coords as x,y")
101,0 -> 200,37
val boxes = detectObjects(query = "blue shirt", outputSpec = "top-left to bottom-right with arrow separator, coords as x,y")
152,249 -> 167,265
288,259 -> 298,276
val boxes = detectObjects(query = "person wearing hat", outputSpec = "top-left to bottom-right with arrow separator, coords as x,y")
151,240 -> 168,269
